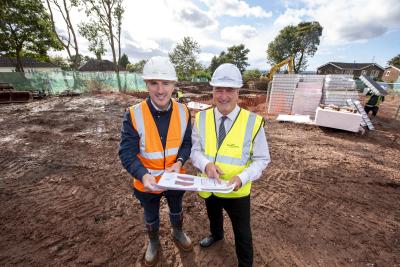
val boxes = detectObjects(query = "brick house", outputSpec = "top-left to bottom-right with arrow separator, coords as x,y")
382,65 -> 400,83
317,62 -> 384,79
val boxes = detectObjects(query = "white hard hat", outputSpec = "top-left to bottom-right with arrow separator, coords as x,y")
142,56 -> 177,81
210,63 -> 243,88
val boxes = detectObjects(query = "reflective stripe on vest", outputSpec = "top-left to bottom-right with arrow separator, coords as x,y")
196,108 -> 263,198
365,94 -> 383,107
129,100 -> 189,193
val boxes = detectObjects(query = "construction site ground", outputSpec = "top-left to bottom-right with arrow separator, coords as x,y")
0,91 -> 399,266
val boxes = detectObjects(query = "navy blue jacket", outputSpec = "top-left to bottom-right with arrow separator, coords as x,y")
119,98 -> 192,182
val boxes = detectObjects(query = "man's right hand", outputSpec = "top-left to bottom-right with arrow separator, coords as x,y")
205,163 -> 224,182
142,173 -> 160,192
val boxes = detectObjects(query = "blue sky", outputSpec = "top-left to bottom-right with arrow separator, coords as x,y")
51,0 -> 400,71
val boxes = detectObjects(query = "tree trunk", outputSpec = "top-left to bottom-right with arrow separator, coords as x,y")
16,49 -> 24,73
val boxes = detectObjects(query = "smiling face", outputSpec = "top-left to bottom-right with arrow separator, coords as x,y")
146,80 -> 175,110
213,87 -> 239,115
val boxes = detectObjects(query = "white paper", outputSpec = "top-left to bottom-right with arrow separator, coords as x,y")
187,101 -> 212,110
156,172 -> 235,193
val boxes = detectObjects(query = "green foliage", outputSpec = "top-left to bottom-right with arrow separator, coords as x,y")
0,0 -> 62,72
69,54 -> 91,68
387,54 -> 400,67
169,37 -> 202,81
126,59 -> 147,73
78,23 -> 107,60
191,68 -> 211,81
79,0 -> 124,69
118,53 -> 130,68
49,55 -> 70,70
267,21 -> 323,73
45,0 -> 81,70
209,44 -> 250,74
243,69 -> 262,82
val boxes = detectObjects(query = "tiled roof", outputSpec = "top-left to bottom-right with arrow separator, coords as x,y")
318,62 -> 384,71
0,56 -> 59,68
78,59 -> 126,72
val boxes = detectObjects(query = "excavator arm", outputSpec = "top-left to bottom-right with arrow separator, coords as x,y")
267,57 -> 294,80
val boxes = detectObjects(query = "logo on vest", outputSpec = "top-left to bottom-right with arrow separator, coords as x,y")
226,143 -> 239,149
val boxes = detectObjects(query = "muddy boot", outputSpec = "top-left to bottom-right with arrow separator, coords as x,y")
144,229 -> 160,267
172,226 -> 193,252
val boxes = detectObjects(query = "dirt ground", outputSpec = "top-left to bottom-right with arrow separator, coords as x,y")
0,93 -> 399,266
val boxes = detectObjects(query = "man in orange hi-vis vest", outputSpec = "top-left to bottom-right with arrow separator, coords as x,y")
119,56 -> 192,266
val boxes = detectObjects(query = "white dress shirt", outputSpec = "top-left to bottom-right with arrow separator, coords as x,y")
190,105 -> 271,186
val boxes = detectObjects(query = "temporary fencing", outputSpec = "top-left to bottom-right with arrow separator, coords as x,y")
0,71 -> 147,94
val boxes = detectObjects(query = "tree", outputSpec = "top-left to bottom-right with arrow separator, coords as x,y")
49,55 -> 70,70
243,69 -> 262,82
78,24 -> 107,60
0,0 -> 62,72
126,59 -> 146,73
169,37 -> 202,81
79,0 -> 124,72
267,21 -> 323,73
387,54 -> 400,67
45,0 -> 80,70
209,44 -> 250,74
118,53 -> 130,68
68,54 -> 91,69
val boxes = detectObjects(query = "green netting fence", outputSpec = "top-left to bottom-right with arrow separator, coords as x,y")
0,71 -> 147,94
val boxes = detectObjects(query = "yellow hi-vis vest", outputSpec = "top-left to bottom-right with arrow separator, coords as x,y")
196,108 -> 264,199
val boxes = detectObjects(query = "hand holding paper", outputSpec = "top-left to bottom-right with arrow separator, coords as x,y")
156,172 -> 235,193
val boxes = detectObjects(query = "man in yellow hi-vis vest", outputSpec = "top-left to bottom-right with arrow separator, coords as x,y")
364,89 -> 385,117
191,63 -> 271,267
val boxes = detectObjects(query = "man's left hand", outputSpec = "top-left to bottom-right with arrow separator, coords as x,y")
165,161 -> 183,173
227,176 -> 242,191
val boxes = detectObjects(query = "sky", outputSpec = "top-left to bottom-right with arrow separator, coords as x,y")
51,0 -> 400,71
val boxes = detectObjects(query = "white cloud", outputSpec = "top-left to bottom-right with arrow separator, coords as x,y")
201,0 -> 272,18
275,0 -> 400,44
169,1 -> 217,28
273,8 -> 309,28
220,25 -> 257,41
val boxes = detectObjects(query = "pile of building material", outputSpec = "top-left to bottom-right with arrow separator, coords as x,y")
321,75 -> 359,106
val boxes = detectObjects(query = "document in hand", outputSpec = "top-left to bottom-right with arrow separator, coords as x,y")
156,172 -> 235,193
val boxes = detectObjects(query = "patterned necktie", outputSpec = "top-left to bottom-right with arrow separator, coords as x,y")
218,116 -> 227,148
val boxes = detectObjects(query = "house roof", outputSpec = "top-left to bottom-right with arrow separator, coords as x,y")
78,59 -> 126,72
387,65 -> 400,72
0,56 -> 59,68
317,62 -> 384,71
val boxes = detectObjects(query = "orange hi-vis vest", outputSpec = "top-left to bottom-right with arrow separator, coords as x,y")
129,100 -> 189,193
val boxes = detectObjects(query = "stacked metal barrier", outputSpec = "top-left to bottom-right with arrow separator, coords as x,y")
268,74 -> 299,114
322,75 -> 359,106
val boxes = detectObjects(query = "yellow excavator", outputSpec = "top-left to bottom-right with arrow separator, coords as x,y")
261,57 -> 295,81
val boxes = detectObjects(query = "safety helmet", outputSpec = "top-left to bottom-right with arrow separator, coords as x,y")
142,56 -> 177,81
210,63 -> 243,88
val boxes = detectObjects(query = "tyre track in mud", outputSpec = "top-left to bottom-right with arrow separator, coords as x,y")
1,95 -> 399,266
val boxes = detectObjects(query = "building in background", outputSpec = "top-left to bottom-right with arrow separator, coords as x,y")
317,62 -> 384,79
382,65 -> 400,83
0,56 -> 60,72
78,59 -> 126,72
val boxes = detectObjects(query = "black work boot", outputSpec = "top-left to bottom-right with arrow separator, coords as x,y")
144,229 -> 160,267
